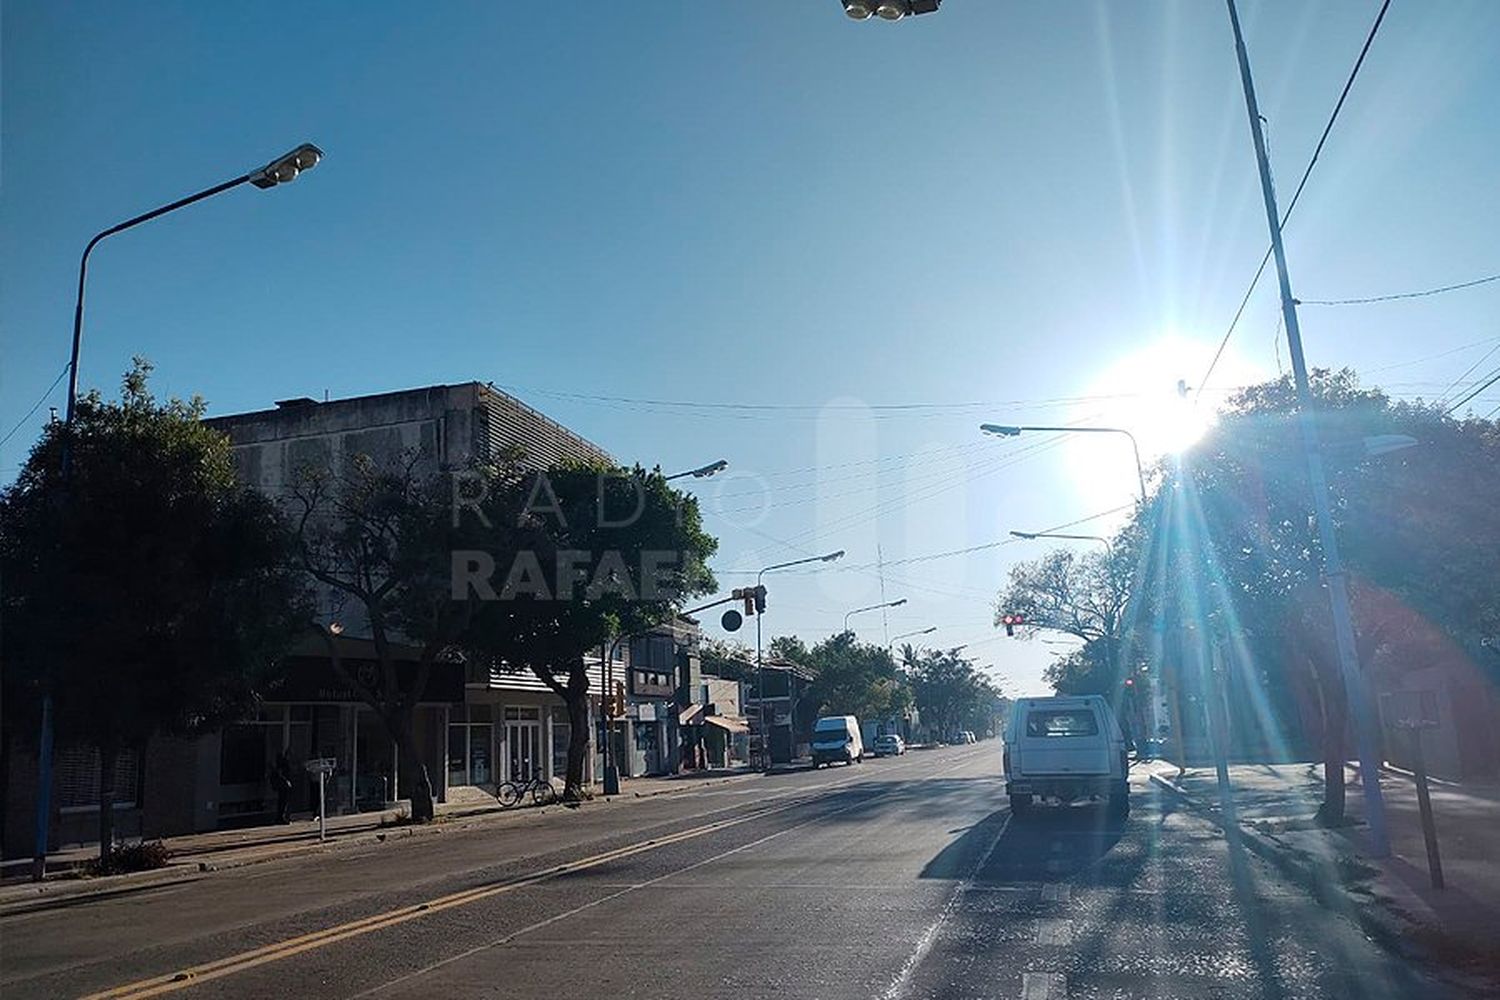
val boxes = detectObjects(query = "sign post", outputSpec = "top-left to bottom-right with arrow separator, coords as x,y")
305,758 -> 336,842
1386,690 -> 1443,889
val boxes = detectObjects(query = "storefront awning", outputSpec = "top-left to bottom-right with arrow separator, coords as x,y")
705,715 -> 749,735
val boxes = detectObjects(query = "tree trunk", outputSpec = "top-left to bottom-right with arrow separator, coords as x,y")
562,662 -> 592,801
1311,653 -> 1348,827
97,736 -> 117,867
392,713 -> 435,823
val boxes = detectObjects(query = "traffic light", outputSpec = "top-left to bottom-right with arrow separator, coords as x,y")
1001,613 -> 1026,637
731,586 -> 769,616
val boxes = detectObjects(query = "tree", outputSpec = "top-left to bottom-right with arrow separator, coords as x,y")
909,647 -> 999,739
465,464 -> 717,800
1131,368 -> 1500,823
777,632 -> 911,725
1,362 -> 309,862
998,542 -> 1134,689
289,451 -> 515,822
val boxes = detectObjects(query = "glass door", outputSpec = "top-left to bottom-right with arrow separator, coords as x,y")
507,722 -> 541,782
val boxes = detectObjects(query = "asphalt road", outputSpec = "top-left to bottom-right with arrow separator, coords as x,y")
0,744 -> 1457,999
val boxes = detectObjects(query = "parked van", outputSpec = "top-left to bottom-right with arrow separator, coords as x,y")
1003,696 -> 1128,818
811,715 -> 864,767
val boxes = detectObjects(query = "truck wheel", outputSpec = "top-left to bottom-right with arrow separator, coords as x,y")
1009,793 -> 1032,817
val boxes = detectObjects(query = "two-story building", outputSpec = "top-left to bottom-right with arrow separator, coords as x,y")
3,382 -> 621,856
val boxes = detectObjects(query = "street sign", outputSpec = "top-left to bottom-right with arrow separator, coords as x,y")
303,758 -> 336,843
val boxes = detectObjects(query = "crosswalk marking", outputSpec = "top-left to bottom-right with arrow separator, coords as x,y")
1021,971 -> 1066,999
1034,919 -> 1073,946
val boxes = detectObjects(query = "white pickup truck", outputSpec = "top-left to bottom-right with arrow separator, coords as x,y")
1003,695 -> 1129,819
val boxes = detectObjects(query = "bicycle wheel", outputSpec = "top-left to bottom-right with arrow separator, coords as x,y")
497,781 -> 524,808
531,780 -> 557,806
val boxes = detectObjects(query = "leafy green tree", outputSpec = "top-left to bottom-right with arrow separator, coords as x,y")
465,464 -> 717,799
1133,368 -> 1500,822
997,541 -> 1135,689
290,452 -> 518,822
909,647 -> 1000,739
1,362 -> 309,861
777,632 -> 911,726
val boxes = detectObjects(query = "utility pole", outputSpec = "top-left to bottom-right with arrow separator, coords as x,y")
1225,0 -> 1389,856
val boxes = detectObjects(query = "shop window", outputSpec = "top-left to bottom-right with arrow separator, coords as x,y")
220,725 -> 268,786
56,745 -> 141,810
551,706 -> 572,778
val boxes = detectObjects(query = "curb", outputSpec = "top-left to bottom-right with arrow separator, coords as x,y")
0,774 -> 763,918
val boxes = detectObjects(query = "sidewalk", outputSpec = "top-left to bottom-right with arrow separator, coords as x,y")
0,765 -> 765,915
1149,761 -> 1500,991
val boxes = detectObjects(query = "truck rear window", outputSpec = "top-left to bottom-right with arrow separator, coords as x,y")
1025,710 -> 1099,738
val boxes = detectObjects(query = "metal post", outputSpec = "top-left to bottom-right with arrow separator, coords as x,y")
604,639 -> 620,796
1225,0 -> 1389,856
755,599 -> 766,771
28,151 -> 319,879
1406,726 -> 1444,889
1208,642 -> 1237,828
318,770 -> 327,843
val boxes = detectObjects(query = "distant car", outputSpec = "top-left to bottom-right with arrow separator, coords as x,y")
811,715 -> 864,767
871,734 -> 906,757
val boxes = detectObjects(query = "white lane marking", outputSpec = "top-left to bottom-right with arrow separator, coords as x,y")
1021,971 -> 1066,999
1040,883 -> 1070,903
1034,919 -> 1073,946
879,814 -> 1011,1000
355,764 -> 984,999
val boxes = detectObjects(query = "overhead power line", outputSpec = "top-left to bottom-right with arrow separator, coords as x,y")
0,364 -> 70,450
1436,342 -> 1500,407
1297,271 -> 1500,306
1446,367 -> 1500,414
1196,0 -> 1394,399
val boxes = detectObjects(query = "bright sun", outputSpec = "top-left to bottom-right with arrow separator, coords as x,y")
1064,335 -> 1265,499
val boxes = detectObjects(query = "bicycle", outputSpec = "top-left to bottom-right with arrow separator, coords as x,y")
498,774 -> 557,808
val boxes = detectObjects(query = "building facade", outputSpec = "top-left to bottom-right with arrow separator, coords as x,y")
3,382 -> 619,857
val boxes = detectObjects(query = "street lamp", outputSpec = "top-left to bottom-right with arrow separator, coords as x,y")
32,141 -> 324,881
841,0 -> 941,20
844,598 -> 906,632
1009,530 -> 1113,556
664,459 -> 728,482
981,423 -> 1147,502
889,625 -> 936,650
754,550 -> 844,769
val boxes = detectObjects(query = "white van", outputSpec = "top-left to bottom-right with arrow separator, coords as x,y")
811,715 -> 864,767
1003,696 -> 1128,818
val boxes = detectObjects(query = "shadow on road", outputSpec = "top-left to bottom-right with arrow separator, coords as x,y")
919,803 -> 1128,883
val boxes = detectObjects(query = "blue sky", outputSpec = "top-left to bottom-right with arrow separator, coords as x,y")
4,1 -> 1497,694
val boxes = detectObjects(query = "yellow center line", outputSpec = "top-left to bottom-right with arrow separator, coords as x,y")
82,746 -> 991,999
